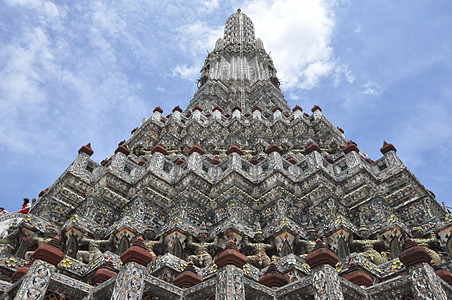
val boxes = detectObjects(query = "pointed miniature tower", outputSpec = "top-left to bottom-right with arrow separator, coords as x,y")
186,8 -> 289,115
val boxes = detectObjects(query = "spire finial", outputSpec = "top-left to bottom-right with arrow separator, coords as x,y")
237,8 -> 241,13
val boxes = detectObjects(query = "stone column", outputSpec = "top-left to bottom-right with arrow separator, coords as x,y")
69,143 -> 94,172
215,266 -> 245,300
10,260 -> 55,300
110,262 -> 147,300
9,235 -> 64,300
187,145 -> 205,171
400,238 -> 448,300
265,144 -> 283,170
111,237 -> 153,300
214,240 -> 247,300
306,239 -> 344,300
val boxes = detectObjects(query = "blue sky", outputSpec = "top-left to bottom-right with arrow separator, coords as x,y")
0,0 -> 450,212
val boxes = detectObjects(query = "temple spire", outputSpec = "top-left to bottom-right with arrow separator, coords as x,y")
187,10 -> 289,115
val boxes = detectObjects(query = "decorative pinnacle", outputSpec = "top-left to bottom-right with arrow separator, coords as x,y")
133,236 -> 147,250
402,237 -> 417,251
184,261 -> 197,274
225,239 -> 239,251
47,235 -> 62,251
265,262 -> 279,275
314,238 -> 326,250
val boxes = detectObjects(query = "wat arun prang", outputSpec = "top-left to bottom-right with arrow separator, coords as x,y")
0,9 -> 451,300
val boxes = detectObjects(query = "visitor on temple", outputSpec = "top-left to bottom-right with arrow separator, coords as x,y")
20,198 -> 31,214
0,207 -> 8,216
32,198 -> 37,206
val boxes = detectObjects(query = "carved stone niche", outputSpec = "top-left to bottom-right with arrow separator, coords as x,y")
115,227 -> 136,255
218,229 -> 243,249
64,226 -> 83,258
273,230 -> 295,257
165,229 -> 187,259
437,224 -> 452,257
328,228 -> 350,260
380,225 -> 404,259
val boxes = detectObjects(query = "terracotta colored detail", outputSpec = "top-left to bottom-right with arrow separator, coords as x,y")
153,106 -> 163,113
31,235 -> 65,266
292,105 -> 302,112
175,157 -> 186,165
343,141 -> 359,154
311,105 -> 322,112
227,144 -> 243,155
151,144 -> 167,155
306,239 -> 338,269
11,262 -> 31,282
78,143 -> 94,156
120,236 -> 153,267
115,144 -> 130,156
172,105 -> 183,113
399,238 -> 432,268
364,158 -> 374,164
435,269 -> 452,285
342,261 -> 373,287
265,144 -> 283,155
212,106 -> 223,113
324,155 -> 334,164
173,262 -> 203,288
211,157 -> 221,165
38,188 -> 49,197
303,113 -> 310,117
232,106 -> 242,112
287,157 -> 298,165
252,106 -> 262,112
380,141 -> 397,155
250,157 -> 259,165
101,157 -> 111,166
92,259 -> 118,285
192,105 -> 203,112
304,142 -> 321,155
337,127 -> 344,134
138,160 -> 147,166
214,239 -> 247,269
188,145 -> 205,156
272,106 -> 282,113
258,262 -> 289,288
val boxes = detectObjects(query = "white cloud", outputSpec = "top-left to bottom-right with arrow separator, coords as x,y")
354,24 -> 362,33
200,0 -> 220,13
176,21 -> 223,58
243,0 -> 340,89
333,64 -> 355,87
394,102 -> 452,169
361,81 -> 382,95
172,64 -> 199,80
4,0 -> 60,19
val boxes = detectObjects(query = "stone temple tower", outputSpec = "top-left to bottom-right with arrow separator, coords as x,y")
1,9 -> 452,300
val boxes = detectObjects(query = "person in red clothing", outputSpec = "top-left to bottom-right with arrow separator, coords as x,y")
20,198 -> 31,214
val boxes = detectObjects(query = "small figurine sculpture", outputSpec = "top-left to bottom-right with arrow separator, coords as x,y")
143,226 -> 164,260
0,223 -> 19,254
76,234 -> 115,263
294,233 -> 316,260
412,227 -> 443,265
349,216 -> 389,265
243,223 -> 273,268
24,227 -> 57,260
351,237 -> 388,265
187,228 -> 218,268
